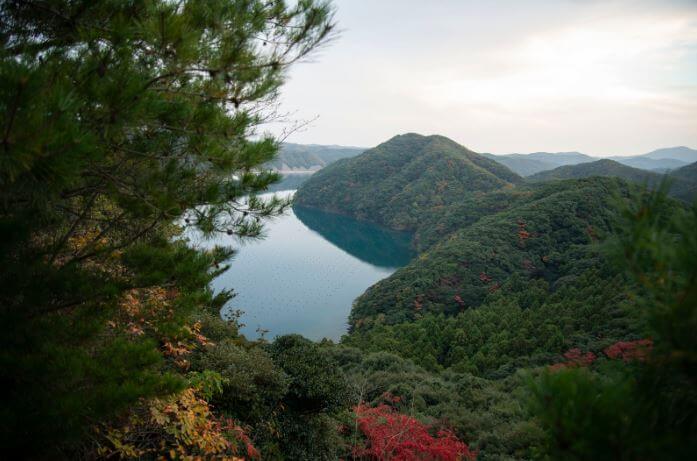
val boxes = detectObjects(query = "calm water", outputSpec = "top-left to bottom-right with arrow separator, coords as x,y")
188,180 -> 413,341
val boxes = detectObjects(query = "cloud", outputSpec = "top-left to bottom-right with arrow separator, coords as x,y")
273,0 -> 697,155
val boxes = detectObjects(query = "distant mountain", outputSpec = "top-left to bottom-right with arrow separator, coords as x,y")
294,133 -> 521,233
528,159 -> 697,202
642,146 -> 697,162
265,143 -> 364,171
484,147 -> 696,176
523,151 -> 596,165
484,152 -> 596,176
528,159 -> 660,184
610,156 -> 688,172
481,153 -> 556,176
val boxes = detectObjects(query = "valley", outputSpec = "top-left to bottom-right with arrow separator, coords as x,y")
5,2 -> 696,459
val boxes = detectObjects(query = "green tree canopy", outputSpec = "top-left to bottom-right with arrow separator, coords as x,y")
0,0 -> 334,455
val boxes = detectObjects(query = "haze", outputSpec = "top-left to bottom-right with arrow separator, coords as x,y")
272,0 -> 697,156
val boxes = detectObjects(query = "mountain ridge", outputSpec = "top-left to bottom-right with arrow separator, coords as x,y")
265,142 -> 365,171
485,146 -> 696,176
527,159 -> 697,202
294,133 -> 522,233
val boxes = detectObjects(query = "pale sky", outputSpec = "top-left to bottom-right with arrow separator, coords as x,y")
269,0 -> 697,156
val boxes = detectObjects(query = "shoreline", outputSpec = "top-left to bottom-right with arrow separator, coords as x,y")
275,169 -> 319,175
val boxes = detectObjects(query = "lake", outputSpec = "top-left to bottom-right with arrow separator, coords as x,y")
188,177 -> 414,341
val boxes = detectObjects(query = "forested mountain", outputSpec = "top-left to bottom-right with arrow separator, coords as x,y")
611,156 -> 688,172
668,161 -> 697,202
295,133 -> 521,235
528,159 -> 697,202
349,177 -> 633,329
485,148 -> 695,176
295,133 -> 696,458
264,143 -> 364,171
528,159 -> 659,183
3,1 -> 695,459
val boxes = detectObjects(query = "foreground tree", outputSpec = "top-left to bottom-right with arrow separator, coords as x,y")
0,0 -> 334,456
529,187 -> 697,460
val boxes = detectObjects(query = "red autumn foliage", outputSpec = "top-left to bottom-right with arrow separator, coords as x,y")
453,295 -> 465,306
549,348 -> 597,371
478,272 -> 492,284
353,404 -> 476,461
549,339 -> 653,372
516,220 -> 531,244
604,339 -> 653,362
487,282 -> 501,294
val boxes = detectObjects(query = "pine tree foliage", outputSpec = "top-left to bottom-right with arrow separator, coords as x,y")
0,0 -> 335,455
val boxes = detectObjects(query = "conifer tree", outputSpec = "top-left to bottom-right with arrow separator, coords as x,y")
0,0 -> 334,455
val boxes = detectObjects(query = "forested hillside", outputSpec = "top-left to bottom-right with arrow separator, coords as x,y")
529,159 -> 697,202
349,177 -> 632,328
295,133 -> 696,459
265,143 -> 364,171
2,1 -> 695,460
528,159 -> 659,183
668,161 -> 697,202
295,133 -> 521,239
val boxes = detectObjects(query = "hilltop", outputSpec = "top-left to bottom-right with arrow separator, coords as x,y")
641,146 -> 697,163
294,133 -> 521,234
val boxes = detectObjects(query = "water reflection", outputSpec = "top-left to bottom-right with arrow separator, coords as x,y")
199,190 -> 415,341
293,205 -> 414,268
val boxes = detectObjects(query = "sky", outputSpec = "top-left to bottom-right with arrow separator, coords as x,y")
269,0 -> 697,156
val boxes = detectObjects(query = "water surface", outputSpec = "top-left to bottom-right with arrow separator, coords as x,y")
192,185 -> 414,341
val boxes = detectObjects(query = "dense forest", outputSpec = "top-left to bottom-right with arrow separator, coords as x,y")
1,1 -> 696,460
296,134 -> 697,459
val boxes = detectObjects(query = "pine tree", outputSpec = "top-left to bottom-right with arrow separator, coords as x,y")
0,0 -> 335,455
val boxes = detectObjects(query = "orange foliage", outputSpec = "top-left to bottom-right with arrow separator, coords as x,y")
98,385 -> 259,460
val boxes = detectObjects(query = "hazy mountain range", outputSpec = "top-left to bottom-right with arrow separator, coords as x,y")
273,142 -> 697,177
265,143 -> 365,172
484,146 -> 697,176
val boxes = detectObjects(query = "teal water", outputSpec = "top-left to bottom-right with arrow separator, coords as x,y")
191,184 -> 414,341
